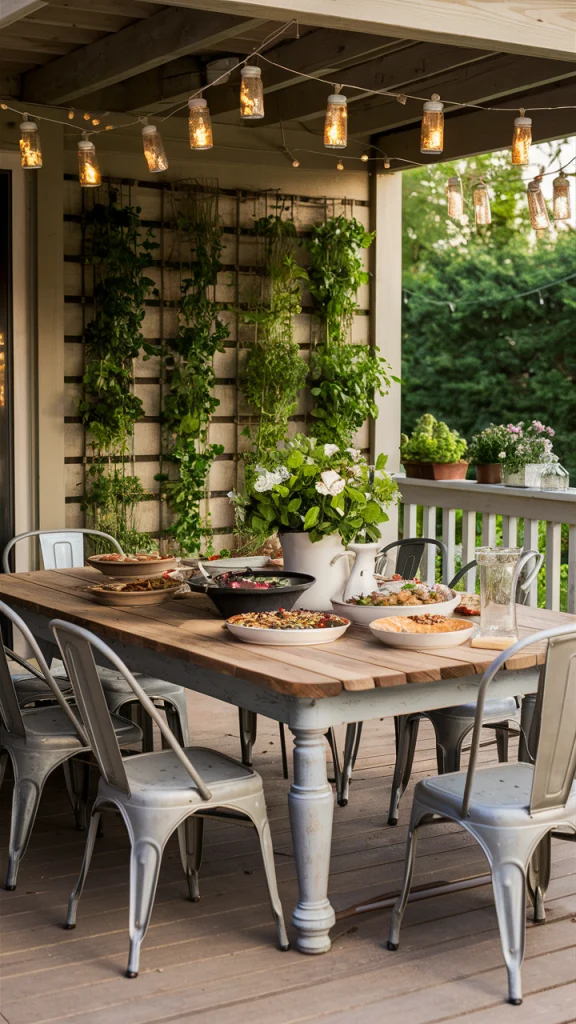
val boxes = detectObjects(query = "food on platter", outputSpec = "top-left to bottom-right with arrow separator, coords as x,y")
227,609 -> 348,630
455,593 -> 481,615
347,582 -> 453,607
213,573 -> 292,590
90,552 -> 173,563
89,577 -> 180,593
88,552 -> 178,578
371,614 -> 471,634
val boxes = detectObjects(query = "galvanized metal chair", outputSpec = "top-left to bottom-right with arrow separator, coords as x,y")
0,601 -> 142,890
376,537 -> 447,579
51,619 -> 289,978
2,530 -> 190,749
387,624 -> 576,1006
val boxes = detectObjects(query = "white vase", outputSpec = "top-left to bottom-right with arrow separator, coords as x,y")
502,464 -> 544,488
280,532 -> 350,610
332,542 -> 381,602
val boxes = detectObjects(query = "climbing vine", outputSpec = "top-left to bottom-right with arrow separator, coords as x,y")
241,216 -> 308,460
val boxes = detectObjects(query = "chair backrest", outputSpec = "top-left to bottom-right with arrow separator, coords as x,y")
0,601 -> 88,743
461,624 -> 576,818
51,619 -> 212,801
448,548 -> 543,599
377,538 -> 447,580
2,529 -> 124,574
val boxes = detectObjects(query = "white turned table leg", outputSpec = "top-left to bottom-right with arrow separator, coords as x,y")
288,727 -> 336,954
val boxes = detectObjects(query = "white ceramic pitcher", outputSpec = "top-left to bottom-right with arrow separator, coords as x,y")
332,542 -> 381,603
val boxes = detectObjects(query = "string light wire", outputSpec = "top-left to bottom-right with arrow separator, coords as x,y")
403,272 -> 576,312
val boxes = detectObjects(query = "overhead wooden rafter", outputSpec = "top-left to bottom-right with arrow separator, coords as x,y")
0,0 -> 47,31
21,6 -> 266,104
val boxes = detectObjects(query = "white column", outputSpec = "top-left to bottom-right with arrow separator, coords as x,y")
370,169 -> 402,547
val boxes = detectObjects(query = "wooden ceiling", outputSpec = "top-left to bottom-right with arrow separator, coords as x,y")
1,0 -> 575,164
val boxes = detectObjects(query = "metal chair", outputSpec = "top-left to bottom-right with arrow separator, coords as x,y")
0,601 -> 142,890
51,619 -> 289,978
387,624 -> 576,1006
376,537 -> 447,579
2,529 -> 190,750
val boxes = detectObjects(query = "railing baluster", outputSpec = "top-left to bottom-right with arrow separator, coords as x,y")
461,510 -> 477,592
403,503 -> 417,539
523,518 -> 540,607
481,512 -> 496,547
502,515 -> 518,547
442,508 -> 456,585
568,525 -> 576,614
422,505 -> 437,583
546,521 -> 562,611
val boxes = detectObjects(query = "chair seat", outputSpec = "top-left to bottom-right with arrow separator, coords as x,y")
97,668 -> 185,698
99,745 -> 260,808
2,706 -> 142,752
417,763 -> 576,827
427,696 -> 518,722
13,672 -> 72,706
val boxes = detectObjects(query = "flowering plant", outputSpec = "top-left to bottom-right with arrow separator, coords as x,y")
499,420 -> 557,473
468,424 -> 516,465
229,435 -> 398,544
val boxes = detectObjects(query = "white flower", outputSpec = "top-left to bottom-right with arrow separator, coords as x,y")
315,469 -> 346,496
277,465 -> 290,482
498,452 -> 506,460
236,507 -> 245,522
253,466 -> 290,493
254,474 -> 273,493
347,464 -> 362,478
323,444 -> 339,457
346,447 -> 362,461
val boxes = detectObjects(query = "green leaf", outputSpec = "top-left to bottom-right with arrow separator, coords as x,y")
287,497 -> 302,512
375,453 -> 387,471
303,506 -> 320,530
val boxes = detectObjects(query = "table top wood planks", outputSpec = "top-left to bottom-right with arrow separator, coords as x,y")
0,567 -> 572,697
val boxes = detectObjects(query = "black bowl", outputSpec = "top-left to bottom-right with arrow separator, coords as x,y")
186,570 -> 316,618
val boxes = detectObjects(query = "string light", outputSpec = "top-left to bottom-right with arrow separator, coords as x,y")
552,171 -> 571,220
77,136 -> 101,187
474,182 -> 491,225
240,66 -> 264,119
292,158 -> 300,168
446,176 -> 464,220
67,110 -> 75,120
360,153 -> 369,162
324,90 -> 347,148
384,158 -> 391,169
420,94 -> 444,154
336,160 -> 344,171
188,98 -> 213,150
91,118 -> 100,126
511,110 -> 532,165
142,123 -> 168,172
19,119 -> 42,168
527,177 -> 550,230
83,112 -> 90,121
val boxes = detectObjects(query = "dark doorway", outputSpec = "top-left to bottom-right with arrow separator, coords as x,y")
0,169 -> 14,561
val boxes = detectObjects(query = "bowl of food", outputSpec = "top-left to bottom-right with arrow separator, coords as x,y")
369,614 -> 475,649
331,582 -> 460,625
88,552 -> 179,578
186,570 -> 315,618
226,609 -> 350,646
88,576 -> 182,606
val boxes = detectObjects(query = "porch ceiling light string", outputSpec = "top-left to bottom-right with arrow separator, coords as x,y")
402,271 -> 576,313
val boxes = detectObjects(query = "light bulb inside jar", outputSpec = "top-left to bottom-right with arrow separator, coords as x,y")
474,183 -> 491,226
527,178 -> 550,230
552,171 -> 571,220
420,94 -> 444,154
188,98 -> 213,150
77,139 -> 101,187
324,93 -> 347,149
511,115 -> 532,165
446,176 -> 464,220
142,124 -> 168,172
240,66 -> 264,119
19,121 -> 42,168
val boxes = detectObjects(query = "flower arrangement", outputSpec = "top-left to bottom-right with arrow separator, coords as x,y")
401,414 -> 467,464
499,420 -> 557,473
229,435 -> 398,544
468,424 -> 515,465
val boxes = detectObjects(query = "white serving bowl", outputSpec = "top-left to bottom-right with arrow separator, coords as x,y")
331,590 -> 461,626
181,556 -> 270,576
369,617 -> 476,649
226,619 -> 350,646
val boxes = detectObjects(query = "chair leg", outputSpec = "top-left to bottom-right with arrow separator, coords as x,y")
177,815 -> 204,902
279,723 -> 289,780
62,757 -> 89,831
325,728 -> 342,802
495,725 -> 510,764
65,811 -> 101,929
0,751 -> 8,790
239,708 -> 257,767
253,812 -> 289,951
337,723 -> 363,807
165,703 -> 185,746
164,692 -> 190,746
527,832 -> 552,923
490,861 -> 527,1005
387,810 -> 422,948
429,716 -> 468,775
388,715 -> 420,826
5,754 -> 61,890
127,838 -> 164,978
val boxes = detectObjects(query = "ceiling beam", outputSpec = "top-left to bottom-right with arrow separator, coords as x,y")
347,54 -> 576,137
70,59 -> 204,115
0,0 -> 47,31
21,8 -> 266,104
143,0 -> 576,62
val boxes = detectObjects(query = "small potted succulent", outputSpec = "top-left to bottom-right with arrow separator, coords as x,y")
468,424 -> 513,484
400,414 -> 468,480
500,421 -> 558,488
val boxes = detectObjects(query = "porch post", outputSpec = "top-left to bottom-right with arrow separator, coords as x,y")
36,121 -> 65,530
369,168 -> 402,545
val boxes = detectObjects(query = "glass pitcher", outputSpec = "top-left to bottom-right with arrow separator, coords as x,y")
473,547 -> 536,650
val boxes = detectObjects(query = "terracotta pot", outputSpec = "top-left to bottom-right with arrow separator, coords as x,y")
417,461 -> 469,481
402,461 -> 424,479
475,463 -> 502,485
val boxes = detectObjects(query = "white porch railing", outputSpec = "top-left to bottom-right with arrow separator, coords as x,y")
393,476 -> 576,613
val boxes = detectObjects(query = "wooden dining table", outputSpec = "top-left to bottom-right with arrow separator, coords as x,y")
1,566 -> 573,955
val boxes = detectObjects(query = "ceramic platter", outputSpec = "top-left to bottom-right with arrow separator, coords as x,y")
369,617 -> 476,649
226,620 -> 350,646
181,556 -> 269,576
88,555 -> 178,578
88,583 -> 180,606
331,590 -> 461,626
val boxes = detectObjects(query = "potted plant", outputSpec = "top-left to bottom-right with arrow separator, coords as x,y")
228,435 -> 398,609
400,414 -> 468,480
500,421 -> 558,487
467,424 -> 514,484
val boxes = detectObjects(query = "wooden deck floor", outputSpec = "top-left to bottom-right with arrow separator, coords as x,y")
1,691 -> 575,1024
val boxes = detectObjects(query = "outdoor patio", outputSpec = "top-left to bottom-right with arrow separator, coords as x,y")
2,692 -> 575,1024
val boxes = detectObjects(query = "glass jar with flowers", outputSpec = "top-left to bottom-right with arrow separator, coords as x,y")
500,420 -> 558,488
228,436 -> 398,608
